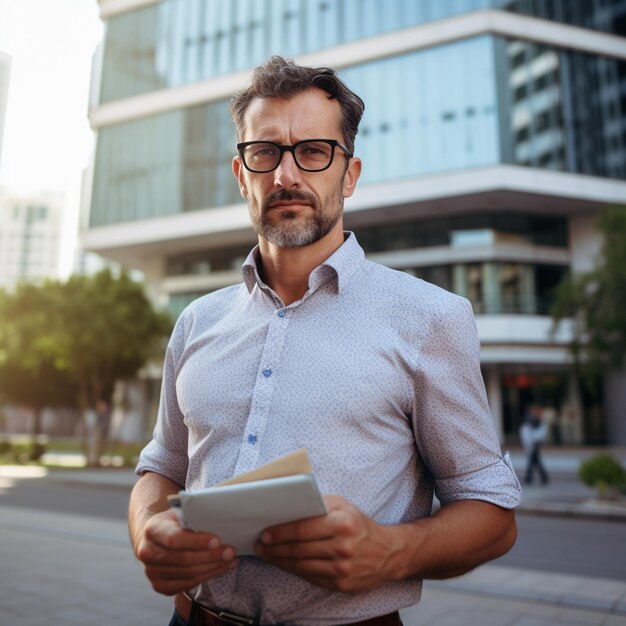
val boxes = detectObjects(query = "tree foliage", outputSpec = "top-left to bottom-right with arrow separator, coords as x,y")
0,269 -> 172,421
552,206 -> 626,381
0,283 -> 78,412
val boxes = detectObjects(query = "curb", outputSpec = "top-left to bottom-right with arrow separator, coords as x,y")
517,502 -> 626,522
426,578 -> 626,616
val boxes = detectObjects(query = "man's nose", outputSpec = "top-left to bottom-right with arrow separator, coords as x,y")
273,150 -> 301,188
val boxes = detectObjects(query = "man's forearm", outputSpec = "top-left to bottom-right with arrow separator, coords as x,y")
128,471 -> 182,552
388,500 -> 517,581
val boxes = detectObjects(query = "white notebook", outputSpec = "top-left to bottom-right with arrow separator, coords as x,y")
168,449 -> 327,555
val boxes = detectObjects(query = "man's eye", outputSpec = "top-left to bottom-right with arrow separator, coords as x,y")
300,144 -> 329,157
251,147 -> 277,158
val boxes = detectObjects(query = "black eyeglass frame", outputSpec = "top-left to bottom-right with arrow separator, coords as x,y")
236,139 -> 353,173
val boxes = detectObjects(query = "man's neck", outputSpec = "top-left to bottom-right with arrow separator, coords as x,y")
257,226 -> 345,306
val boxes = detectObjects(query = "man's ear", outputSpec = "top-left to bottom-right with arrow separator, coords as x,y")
342,157 -> 362,198
232,156 -> 248,199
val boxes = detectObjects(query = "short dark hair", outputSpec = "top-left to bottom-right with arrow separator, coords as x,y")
230,56 -> 365,155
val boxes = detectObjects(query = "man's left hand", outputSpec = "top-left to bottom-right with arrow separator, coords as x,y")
255,495 -> 404,592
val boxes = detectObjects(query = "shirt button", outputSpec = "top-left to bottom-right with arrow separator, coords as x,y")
248,434 -> 257,444
262,368 -> 272,377
277,310 -> 286,318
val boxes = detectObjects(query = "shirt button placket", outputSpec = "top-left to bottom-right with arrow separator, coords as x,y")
233,307 -> 291,475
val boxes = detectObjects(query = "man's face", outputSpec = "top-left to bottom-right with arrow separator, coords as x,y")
232,88 -> 361,248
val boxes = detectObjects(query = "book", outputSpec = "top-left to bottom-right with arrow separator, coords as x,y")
168,449 -> 327,555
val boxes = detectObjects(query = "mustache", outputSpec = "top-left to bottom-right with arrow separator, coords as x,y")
262,189 -> 318,211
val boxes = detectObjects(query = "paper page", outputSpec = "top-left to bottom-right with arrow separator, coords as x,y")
217,448 -> 313,486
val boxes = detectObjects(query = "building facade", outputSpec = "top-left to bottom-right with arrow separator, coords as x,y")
0,190 -> 65,290
84,0 -> 626,445
0,51 -> 11,172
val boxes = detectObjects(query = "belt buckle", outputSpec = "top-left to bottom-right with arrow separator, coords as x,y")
216,610 -> 256,626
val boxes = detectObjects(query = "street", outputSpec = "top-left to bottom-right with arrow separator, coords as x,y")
500,513 -> 626,580
1,468 -> 625,625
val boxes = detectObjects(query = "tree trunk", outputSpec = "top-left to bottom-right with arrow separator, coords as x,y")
30,407 -> 45,462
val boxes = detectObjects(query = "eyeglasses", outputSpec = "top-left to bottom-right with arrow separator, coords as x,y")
237,139 -> 352,173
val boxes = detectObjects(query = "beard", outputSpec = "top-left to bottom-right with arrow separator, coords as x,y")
249,185 -> 344,248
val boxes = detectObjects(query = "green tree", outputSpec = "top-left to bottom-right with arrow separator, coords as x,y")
52,270 -> 172,408
0,270 -> 173,464
0,283 -> 78,459
552,206 -> 626,383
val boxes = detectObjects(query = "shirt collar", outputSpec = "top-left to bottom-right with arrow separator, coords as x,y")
242,232 -> 364,296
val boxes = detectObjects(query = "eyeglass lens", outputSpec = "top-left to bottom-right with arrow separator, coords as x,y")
242,141 -> 334,172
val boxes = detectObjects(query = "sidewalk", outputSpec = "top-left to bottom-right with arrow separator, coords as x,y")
509,447 -> 626,521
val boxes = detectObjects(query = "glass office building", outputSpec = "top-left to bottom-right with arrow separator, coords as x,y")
85,0 -> 626,444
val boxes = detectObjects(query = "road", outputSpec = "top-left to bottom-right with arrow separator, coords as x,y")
1,472 -> 625,581
499,513 -> 626,579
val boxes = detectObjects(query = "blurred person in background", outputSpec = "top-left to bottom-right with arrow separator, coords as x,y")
520,405 -> 549,485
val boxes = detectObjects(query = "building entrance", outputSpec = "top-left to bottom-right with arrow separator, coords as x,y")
501,369 -> 570,445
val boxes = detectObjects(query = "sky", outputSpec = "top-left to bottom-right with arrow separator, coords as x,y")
0,0 -> 103,191
0,0 -> 103,273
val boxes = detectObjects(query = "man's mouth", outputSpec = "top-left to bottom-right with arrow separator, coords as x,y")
269,200 -> 311,209
265,190 -> 316,212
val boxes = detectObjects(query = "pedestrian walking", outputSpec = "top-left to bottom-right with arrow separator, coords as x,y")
520,405 -> 550,485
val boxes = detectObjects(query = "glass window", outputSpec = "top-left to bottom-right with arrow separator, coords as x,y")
403,261 -> 567,315
500,0 -> 626,35
92,32 -> 626,229
344,36 -> 500,185
99,1 -> 626,104
90,99 -> 239,227
499,39 -> 626,178
354,213 -> 568,252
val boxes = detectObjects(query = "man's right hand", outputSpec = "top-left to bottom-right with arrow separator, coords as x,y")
133,505 -> 237,595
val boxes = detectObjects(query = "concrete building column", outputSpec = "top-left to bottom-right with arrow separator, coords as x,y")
562,371 -> 584,445
483,263 -> 501,314
485,366 -> 505,443
605,371 -> 626,446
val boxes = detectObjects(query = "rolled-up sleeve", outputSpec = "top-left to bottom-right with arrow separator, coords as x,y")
435,453 -> 522,509
412,297 -> 522,509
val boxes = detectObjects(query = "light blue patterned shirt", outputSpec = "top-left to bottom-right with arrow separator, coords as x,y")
138,232 -> 522,625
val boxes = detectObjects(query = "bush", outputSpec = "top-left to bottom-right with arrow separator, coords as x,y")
578,454 -> 626,499
0,436 -> 48,464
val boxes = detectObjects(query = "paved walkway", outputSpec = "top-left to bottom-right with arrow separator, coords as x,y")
0,447 -> 624,625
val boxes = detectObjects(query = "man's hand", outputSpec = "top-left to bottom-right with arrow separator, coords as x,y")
129,472 -> 237,596
254,495 -> 403,593
135,509 -> 237,595
255,495 -> 517,592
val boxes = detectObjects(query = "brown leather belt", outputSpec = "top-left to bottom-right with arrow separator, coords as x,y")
174,592 -> 403,626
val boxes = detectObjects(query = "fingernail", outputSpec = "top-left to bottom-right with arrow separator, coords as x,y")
208,537 -> 220,549
261,531 -> 271,544
222,547 -> 235,561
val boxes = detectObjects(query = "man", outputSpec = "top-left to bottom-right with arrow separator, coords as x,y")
129,56 -> 522,626
520,405 -> 549,485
